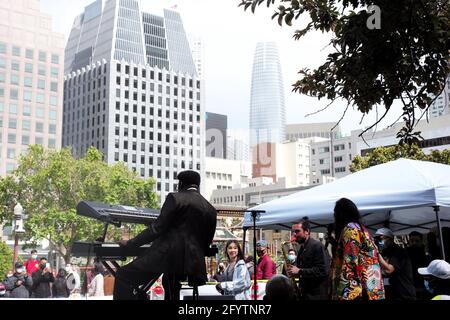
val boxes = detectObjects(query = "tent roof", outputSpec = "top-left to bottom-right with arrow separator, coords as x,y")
244,159 -> 450,234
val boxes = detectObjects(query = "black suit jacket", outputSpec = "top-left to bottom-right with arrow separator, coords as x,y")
126,189 -> 217,284
296,237 -> 330,300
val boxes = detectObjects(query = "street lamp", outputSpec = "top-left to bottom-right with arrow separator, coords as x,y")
12,203 -> 25,268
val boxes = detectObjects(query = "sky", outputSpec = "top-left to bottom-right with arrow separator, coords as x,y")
40,0 -> 404,136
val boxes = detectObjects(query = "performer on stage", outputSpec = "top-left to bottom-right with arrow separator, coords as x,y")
113,170 -> 217,300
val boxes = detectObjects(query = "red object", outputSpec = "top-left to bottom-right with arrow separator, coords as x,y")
255,254 -> 277,280
153,285 -> 163,295
290,236 -> 297,242
23,258 -> 40,276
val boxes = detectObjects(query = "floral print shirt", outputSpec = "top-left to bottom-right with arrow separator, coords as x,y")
331,222 -> 385,300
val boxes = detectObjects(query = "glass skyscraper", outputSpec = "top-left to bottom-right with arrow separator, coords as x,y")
249,42 -> 285,147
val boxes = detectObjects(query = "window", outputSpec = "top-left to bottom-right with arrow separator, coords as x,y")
7,148 -> 16,159
48,139 -> 56,149
335,167 -> 346,173
334,144 -> 345,151
38,64 -> 46,76
50,96 -> 57,106
12,46 -> 20,56
9,104 -> 17,114
25,63 -> 33,73
0,72 -> 4,83
334,156 -> 343,162
50,82 -> 58,92
36,122 -> 44,133
0,57 -> 5,69
11,61 -> 20,71
36,93 -> 45,103
38,79 -> 45,89
10,89 -> 18,100
24,77 -> 32,87
22,120 -> 30,131
22,135 -> 29,145
24,91 -> 32,101
10,74 -> 19,85
49,124 -> 56,134
36,107 -> 45,118
0,42 -> 6,54
51,54 -> 59,64
9,119 -> 17,129
8,134 -> 16,144
51,67 -> 59,78
26,49 -> 33,59
39,51 -> 47,62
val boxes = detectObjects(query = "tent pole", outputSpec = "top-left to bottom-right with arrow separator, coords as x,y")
242,227 -> 247,256
433,206 -> 446,261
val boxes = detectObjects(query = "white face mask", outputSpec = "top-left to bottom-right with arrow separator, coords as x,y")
31,255 -> 38,259
65,267 -> 71,272
287,254 -> 297,263
16,268 -> 24,274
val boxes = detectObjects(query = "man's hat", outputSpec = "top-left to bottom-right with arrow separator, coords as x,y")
418,260 -> 450,279
374,227 -> 394,238
256,240 -> 268,247
15,262 -> 23,269
177,170 -> 200,186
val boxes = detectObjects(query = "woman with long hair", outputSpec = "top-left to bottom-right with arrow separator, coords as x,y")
215,240 -> 251,300
331,198 -> 385,300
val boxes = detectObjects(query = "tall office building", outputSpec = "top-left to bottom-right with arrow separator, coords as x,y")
63,0 -> 203,203
249,42 -> 285,147
205,112 -> 227,159
0,0 -> 65,176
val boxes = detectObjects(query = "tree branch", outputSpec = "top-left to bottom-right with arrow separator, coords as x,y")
305,98 -> 337,117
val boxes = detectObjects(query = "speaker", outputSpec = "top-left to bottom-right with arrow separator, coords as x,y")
183,295 -> 235,300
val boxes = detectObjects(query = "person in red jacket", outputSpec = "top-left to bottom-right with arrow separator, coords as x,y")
23,249 -> 40,276
255,240 -> 277,280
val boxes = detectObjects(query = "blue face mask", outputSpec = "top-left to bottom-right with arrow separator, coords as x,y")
424,280 -> 433,294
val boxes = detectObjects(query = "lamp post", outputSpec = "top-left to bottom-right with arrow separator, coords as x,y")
12,203 -> 25,268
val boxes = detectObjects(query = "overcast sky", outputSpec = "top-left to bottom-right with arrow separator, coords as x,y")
40,0 -> 404,136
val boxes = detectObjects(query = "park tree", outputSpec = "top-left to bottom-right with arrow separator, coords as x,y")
0,241 -> 13,279
0,145 -> 159,263
239,0 -> 450,144
350,144 -> 450,172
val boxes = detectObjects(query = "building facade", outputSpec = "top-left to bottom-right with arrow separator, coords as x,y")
63,0 -> 203,203
429,74 -> 450,118
0,0 -> 65,175
227,128 -> 250,162
204,156 -> 252,201
286,122 -> 342,141
249,42 -> 285,147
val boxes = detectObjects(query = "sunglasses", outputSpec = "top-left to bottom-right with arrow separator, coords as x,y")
292,229 -> 302,234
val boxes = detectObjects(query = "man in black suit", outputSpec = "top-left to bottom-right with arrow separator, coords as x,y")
113,170 -> 217,300
287,218 -> 330,300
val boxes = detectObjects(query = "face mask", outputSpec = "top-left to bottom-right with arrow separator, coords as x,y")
287,254 -> 296,264
16,268 -> 24,274
65,267 -> 71,272
377,240 -> 385,251
40,264 -> 46,270
424,280 -> 433,294
31,255 -> 37,260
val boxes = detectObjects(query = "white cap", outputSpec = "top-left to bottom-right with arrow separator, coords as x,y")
418,260 -> 450,279
374,227 -> 394,238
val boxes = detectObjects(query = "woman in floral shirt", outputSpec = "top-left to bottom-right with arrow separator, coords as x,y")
331,198 -> 385,300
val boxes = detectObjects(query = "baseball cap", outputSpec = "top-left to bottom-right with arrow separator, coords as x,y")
14,262 -> 23,269
418,260 -> 450,279
256,240 -> 268,247
374,227 -> 394,238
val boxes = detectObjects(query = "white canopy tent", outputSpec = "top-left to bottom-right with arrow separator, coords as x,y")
243,159 -> 450,258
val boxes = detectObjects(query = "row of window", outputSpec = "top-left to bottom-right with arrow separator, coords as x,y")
205,172 -> 232,181
212,194 -> 242,205
114,152 -> 200,168
0,73 -> 58,91
0,58 -> 59,78
0,119 -> 57,133
0,87 -> 59,105
320,167 -> 347,175
0,102 -> 58,118
0,134 -> 56,147
0,42 -> 60,64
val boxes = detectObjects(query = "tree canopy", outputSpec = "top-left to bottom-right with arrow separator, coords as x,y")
239,0 -> 450,144
0,146 -> 159,263
0,241 -> 13,279
350,144 -> 450,172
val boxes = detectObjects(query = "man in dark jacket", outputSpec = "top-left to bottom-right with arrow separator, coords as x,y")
113,170 -> 217,300
287,218 -> 329,300
31,258 -> 54,298
4,262 -> 33,298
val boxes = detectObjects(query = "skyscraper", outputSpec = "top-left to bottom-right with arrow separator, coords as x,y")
0,0 -> 65,176
249,42 -> 285,147
63,0 -> 203,203
205,112 -> 227,159
429,74 -> 450,118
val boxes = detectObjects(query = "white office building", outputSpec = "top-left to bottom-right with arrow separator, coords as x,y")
63,0 -> 203,203
429,74 -> 450,118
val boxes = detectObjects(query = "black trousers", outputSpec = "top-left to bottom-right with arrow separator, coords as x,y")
112,261 -> 183,300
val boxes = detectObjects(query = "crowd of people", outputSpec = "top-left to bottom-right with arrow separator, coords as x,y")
210,198 -> 450,301
0,250 -> 109,299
